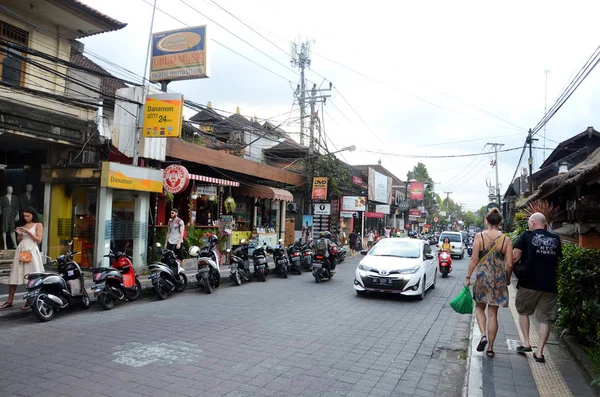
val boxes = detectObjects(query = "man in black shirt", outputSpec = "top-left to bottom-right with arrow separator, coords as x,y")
348,230 -> 358,255
512,212 -> 562,363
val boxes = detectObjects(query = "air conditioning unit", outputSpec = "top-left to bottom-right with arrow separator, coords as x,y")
286,203 -> 298,213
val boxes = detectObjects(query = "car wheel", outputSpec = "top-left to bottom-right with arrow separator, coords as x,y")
459,253 -> 464,260
418,277 -> 426,301
356,290 -> 366,296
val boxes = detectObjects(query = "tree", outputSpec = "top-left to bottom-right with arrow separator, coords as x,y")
406,163 -> 438,223
463,211 -> 476,228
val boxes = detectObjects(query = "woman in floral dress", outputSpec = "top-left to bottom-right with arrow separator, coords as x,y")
465,208 -> 513,358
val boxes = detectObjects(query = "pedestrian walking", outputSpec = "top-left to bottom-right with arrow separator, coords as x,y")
348,229 -> 358,255
166,209 -> 184,260
367,230 -> 375,248
1,207 -> 44,310
512,212 -> 561,363
465,208 -> 513,358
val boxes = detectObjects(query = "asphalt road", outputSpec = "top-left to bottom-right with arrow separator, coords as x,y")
0,249 -> 472,397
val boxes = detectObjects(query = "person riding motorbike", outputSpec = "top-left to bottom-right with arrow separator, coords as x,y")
440,237 -> 452,255
314,231 -> 336,271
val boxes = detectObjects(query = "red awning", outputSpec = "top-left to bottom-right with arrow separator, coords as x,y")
236,185 -> 294,202
189,174 -> 239,187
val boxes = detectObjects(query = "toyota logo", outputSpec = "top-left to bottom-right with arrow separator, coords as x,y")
379,269 -> 388,276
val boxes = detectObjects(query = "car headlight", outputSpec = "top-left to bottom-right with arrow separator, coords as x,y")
397,267 -> 419,274
358,264 -> 376,272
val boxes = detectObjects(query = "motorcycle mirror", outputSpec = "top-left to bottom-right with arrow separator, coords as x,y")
240,239 -> 246,245
68,240 -> 73,246
155,242 -> 162,248
104,243 -> 110,248
226,248 -> 231,253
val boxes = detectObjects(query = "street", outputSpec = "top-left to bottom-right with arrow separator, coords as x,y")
0,252 -> 472,397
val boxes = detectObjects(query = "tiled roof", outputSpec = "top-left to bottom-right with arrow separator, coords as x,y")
67,0 -> 127,32
70,53 -> 127,98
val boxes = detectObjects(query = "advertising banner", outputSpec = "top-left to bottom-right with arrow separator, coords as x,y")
142,93 -> 184,138
313,203 -> 331,215
409,209 -> 421,216
311,177 -> 328,200
163,164 -> 190,193
352,175 -> 363,185
342,196 -> 366,211
375,204 -> 391,214
365,212 -> 385,219
101,162 -> 163,193
150,25 -> 209,82
409,182 -> 425,200
368,168 -> 392,203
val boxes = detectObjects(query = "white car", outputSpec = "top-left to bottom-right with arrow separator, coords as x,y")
437,231 -> 465,259
353,238 -> 437,300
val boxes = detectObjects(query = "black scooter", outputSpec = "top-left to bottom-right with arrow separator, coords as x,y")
229,240 -> 252,286
191,240 -> 221,294
23,243 -> 90,322
271,241 -> 289,278
287,242 -> 302,275
251,243 -> 269,281
300,240 -> 314,271
148,243 -> 187,300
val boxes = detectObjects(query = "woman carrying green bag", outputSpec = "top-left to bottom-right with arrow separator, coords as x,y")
464,208 -> 513,358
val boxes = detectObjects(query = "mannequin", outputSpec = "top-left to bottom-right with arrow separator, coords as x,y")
19,184 -> 37,215
1,186 -> 19,249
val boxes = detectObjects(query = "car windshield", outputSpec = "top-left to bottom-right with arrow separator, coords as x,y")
441,234 -> 462,243
369,242 -> 420,258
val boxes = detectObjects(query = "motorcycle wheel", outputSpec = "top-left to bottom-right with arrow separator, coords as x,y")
297,266 -> 302,275
260,271 -> 266,282
233,271 -> 242,286
314,271 -> 321,283
245,270 -> 252,282
174,274 -> 187,292
154,280 -> 168,300
128,279 -> 142,301
81,289 -> 91,309
32,294 -> 55,322
204,277 -> 213,294
283,266 -> 288,279
98,291 -> 114,310
441,268 -> 448,278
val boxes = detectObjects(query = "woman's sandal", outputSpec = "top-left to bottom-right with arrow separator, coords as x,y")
486,350 -> 495,358
0,302 -> 13,309
476,336 -> 488,352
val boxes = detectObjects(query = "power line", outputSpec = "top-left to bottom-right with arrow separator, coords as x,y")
361,146 -> 539,159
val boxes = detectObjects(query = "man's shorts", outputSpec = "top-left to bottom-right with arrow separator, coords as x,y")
515,287 -> 558,324
166,243 -> 183,260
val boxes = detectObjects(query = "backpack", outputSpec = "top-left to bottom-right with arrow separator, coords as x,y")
181,220 -> 187,240
513,231 -> 533,280
315,238 -> 328,252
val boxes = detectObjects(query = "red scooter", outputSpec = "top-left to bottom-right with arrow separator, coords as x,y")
438,248 -> 453,278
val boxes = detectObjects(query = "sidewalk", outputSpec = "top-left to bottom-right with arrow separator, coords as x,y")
464,278 -> 599,397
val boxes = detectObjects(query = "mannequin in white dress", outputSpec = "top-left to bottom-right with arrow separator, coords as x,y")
1,186 -> 19,249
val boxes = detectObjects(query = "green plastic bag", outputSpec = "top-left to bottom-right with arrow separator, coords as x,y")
450,286 -> 474,314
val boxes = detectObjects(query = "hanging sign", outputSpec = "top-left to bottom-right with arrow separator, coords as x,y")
409,182 -> 425,200
163,164 -> 190,194
342,196 -> 366,211
375,204 -> 391,214
313,203 -> 331,215
340,211 -> 356,218
365,212 -> 385,219
311,177 -> 328,200
142,93 -> 184,138
196,185 -> 217,196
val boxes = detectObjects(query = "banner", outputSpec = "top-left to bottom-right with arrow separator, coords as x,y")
311,177 -> 328,200
368,168 -> 392,203
142,93 -> 184,138
409,209 -> 421,216
365,212 -> 385,219
375,204 -> 390,214
409,182 -> 425,200
342,196 -> 366,211
101,162 -> 163,193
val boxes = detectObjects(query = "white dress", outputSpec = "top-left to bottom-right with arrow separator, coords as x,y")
9,223 -> 44,285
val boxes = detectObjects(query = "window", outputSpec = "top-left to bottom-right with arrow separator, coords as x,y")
424,244 -> 432,255
369,241 -> 420,259
0,20 -> 29,87
440,233 -> 462,243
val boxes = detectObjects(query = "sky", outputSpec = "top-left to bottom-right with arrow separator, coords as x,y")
80,0 -> 600,212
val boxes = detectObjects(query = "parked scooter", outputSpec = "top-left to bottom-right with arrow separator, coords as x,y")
91,242 -> 142,310
190,234 -> 221,294
23,242 -> 90,322
332,239 -> 347,263
438,248 -> 453,278
300,240 -> 314,271
271,240 -> 289,278
229,239 -> 252,286
148,243 -> 188,300
286,242 -> 302,275
251,242 -> 269,282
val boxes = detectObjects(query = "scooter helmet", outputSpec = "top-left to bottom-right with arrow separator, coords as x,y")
319,231 -> 325,238
323,231 -> 331,239
188,246 -> 200,257
210,234 -> 219,245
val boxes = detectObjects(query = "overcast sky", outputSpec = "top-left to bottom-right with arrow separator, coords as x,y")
81,0 -> 600,211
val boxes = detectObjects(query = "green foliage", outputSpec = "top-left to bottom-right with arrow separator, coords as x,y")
182,227 -> 218,255
506,216 -> 528,244
584,345 -> 600,385
557,244 -> 600,346
407,162 -> 431,184
312,155 -> 352,199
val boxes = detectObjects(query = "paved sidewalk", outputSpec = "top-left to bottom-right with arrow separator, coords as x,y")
464,278 -> 599,397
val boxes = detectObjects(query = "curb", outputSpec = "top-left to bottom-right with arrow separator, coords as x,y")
560,333 -> 600,395
462,312 -> 482,397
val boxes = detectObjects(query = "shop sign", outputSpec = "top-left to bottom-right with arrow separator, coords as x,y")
340,211 -> 356,218
368,168 -> 392,203
365,212 -> 385,219
342,196 -> 366,211
409,209 -> 421,216
196,185 -> 217,196
313,203 -> 331,215
352,175 -> 363,185
424,223 -> 431,228
150,25 -> 209,82
375,204 -> 390,214
311,177 -> 328,200
417,217 -> 427,222
409,182 -> 425,200
163,164 -> 190,194
100,162 -> 163,193
143,93 -> 184,138
235,202 -> 247,213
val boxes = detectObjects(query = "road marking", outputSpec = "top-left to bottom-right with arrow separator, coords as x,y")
112,341 -> 203,368
507,283 -> 573,397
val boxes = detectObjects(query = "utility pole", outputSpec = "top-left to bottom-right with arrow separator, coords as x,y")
291,41 -> 311,147
444,191 -> 452,212
526,130 -> 538,194
486,143 -> 504,206
543,69 -> 550,160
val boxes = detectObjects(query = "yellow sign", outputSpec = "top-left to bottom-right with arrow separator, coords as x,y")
142,93 -> 184,138
101,162 -> 163,193
312,177 -> 329,200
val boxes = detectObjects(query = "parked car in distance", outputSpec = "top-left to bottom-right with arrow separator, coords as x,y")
354,238 -> 437,300
437,231 -> 465,259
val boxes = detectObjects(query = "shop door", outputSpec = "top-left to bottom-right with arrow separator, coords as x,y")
284,219 -> 295,246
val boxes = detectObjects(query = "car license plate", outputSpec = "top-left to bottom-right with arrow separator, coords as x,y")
256,265 -> 265,269
277,259 -> 286,264
313,263 -> 322,268
373,278 -> 393,285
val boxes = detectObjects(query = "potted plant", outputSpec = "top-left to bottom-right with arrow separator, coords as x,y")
224,196 -> 236,214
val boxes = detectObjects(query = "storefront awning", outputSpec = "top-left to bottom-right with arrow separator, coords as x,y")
237,185 -> 294,202
190,174 -> 240,187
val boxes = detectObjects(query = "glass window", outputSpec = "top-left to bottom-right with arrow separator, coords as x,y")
0,21 -> 28,87
369,241 -> 420,258
440,233 -> 462,243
